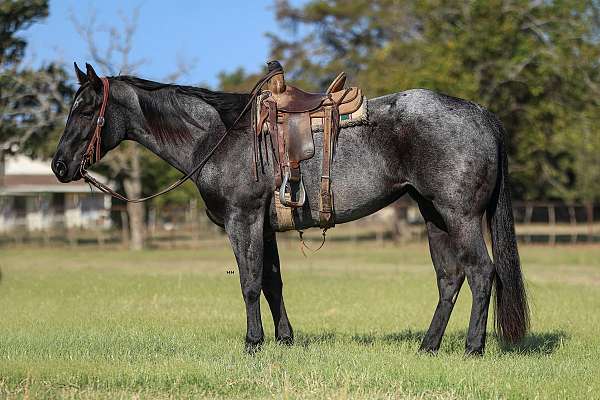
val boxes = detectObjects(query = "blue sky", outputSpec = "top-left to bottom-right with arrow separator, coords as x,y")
24,0 -> 304,88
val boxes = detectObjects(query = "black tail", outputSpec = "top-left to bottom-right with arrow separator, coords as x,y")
487,137 -> 529,343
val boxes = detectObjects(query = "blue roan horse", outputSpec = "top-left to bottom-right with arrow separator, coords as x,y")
52,63 -> 528,355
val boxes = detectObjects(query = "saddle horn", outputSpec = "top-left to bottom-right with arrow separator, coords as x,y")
267,60 -> 286,95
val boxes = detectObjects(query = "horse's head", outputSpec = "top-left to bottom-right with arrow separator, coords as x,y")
52,63 -> 130,182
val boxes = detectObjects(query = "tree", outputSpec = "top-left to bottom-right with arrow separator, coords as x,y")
0,0 -> 72,180
263,0 -> 600,202
71,6 -> 195,250
217,67 -> 263,93
1,0 -> 47,67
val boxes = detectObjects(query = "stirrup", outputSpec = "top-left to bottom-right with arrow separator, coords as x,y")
279,170 -> 306,208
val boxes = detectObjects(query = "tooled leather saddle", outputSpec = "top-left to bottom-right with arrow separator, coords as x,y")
253,61 -> 364,230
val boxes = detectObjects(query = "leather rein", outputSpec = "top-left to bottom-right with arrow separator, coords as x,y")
78,70 -> 281,203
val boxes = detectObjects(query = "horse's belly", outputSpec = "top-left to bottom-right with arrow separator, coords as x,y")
270,126 -> 406,231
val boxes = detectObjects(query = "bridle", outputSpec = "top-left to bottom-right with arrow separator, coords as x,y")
78,77 -> 110,178
78,69 -> 281,203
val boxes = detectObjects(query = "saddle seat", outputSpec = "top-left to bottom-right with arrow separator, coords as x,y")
269,70 -> 361,116
274,84 -> 363,116
265,70 -> 346,113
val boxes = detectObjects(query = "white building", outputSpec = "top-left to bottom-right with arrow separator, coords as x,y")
0,155 -> 113,233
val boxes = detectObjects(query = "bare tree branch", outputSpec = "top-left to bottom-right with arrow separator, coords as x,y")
1,65 -> 69,153
69,6 -> 146,75
69,4 -> 196,249
163,53 -> 197,82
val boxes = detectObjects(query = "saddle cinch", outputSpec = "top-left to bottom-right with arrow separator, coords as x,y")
253,61 -> 365,231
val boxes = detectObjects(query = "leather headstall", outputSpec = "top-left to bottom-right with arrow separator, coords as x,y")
79,77 -> 110,175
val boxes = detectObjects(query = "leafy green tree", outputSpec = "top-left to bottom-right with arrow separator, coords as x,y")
1,0 -> 47,67
0,0 -> 72,160
140,155 -> 199,208
263,0 -> 600,202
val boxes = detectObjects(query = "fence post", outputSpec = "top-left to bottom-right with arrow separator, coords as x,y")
190,199 -> 199,244
524,204 -> 533,244
67,227 -> 76,247
586,202 -> 594,243
120,208 -> 129,248
42,228 -> 50,247
147,206 -> 156,247
548,204 -> 556,246
96,221 -> 105,248
568,205 -> 577,244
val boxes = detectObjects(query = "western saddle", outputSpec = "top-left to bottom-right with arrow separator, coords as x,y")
254,61 -> 364,230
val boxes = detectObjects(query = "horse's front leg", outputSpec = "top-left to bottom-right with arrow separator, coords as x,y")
262,233 -> 293,344
225,207 -> 266,353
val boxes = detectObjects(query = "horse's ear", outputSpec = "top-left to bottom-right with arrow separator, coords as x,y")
74,62 -> 87,85
85,63 -> 102,92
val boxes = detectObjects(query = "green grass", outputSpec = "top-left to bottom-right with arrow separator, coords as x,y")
1,242 -> 599,399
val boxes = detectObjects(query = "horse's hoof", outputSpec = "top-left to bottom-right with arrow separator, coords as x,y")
418,346 -> 439,355
245,338 -> 264,354
464,347 -> 485,356
276,335 -> 294,346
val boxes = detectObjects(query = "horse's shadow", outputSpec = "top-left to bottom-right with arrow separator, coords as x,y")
499,330 -> 568,355
295,329 -> 567,355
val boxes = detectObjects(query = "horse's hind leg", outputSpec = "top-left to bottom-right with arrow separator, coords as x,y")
413,190 -> 494,354
450,218 -> 495,355
262,233 -> 294,344
419,221 -> 465,353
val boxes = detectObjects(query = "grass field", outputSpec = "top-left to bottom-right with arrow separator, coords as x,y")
1,241 -> 599,399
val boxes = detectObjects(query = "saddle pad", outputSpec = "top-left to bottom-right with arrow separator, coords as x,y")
311,96 -> 368,130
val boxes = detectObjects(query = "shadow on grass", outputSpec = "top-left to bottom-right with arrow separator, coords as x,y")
295,329 -> 568,355
499,330 -> 568,355
295,331 -> 338,347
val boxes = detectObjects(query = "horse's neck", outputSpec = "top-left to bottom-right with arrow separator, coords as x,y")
127,95 -> 223,175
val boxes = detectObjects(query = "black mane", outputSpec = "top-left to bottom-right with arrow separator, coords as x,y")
112,75 -> 250,143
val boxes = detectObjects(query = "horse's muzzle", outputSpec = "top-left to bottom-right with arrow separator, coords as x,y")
52,160 -> 68,181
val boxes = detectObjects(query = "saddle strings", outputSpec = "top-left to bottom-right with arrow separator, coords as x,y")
298,229 -> 327,257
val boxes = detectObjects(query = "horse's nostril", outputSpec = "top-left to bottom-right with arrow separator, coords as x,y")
54,160 -> 67,177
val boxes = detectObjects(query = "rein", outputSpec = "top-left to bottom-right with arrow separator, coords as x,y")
79,69 -> 282,203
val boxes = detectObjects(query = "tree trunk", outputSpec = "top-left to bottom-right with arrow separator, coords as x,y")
123,146 -> 145,250
0,149 -> 5,188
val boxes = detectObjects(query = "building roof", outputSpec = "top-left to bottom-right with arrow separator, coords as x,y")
1,155 -> 113,195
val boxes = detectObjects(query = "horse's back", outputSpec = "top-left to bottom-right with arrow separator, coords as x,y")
373,88 -> 502,139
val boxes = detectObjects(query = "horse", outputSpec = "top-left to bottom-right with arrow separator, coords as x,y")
52,63 -> 528,355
